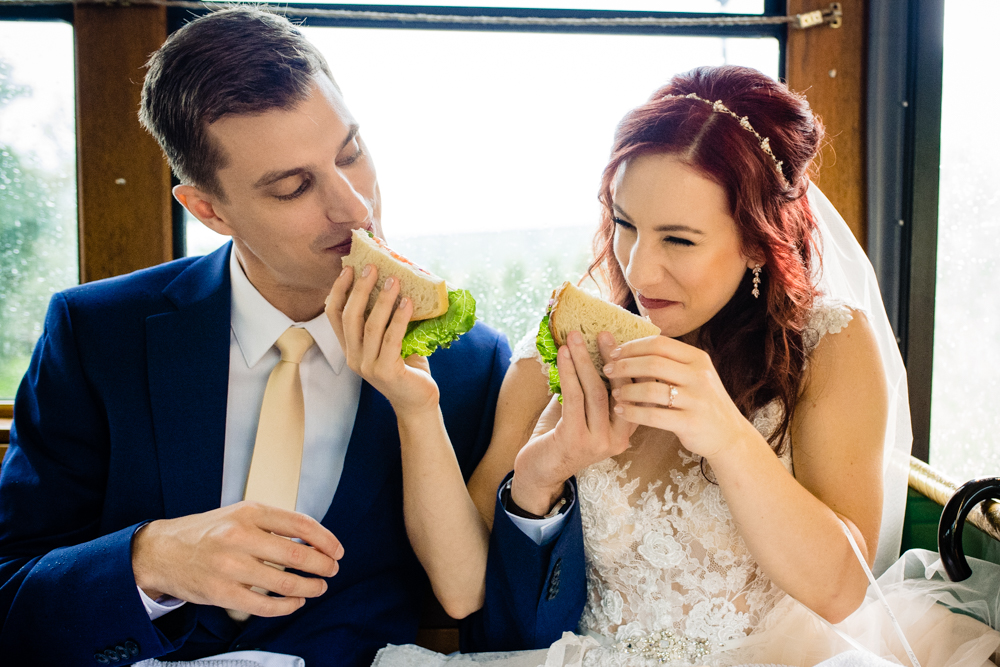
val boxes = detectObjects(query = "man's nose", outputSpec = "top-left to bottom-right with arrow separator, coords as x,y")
322,170 -> 372,224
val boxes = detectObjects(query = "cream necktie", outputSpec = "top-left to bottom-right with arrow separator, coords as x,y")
228,326 -> 315,622
244,326 -> 315,510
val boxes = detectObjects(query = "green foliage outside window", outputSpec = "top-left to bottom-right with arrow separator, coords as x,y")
0,58 -> 77,398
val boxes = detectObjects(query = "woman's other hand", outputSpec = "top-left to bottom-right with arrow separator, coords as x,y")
606,335 -> 759,462
325,264 -> 439,418
510,330 -> 636,515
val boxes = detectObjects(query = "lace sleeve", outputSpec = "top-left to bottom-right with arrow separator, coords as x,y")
510,322 -> 552,385
802,300 -> 858,354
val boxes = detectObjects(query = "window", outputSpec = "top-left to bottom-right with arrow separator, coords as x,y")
929,0 -> 1000,479
185,13 -> 779,346
0,20 -> 77,399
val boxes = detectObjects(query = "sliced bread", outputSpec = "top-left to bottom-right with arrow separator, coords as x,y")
549,282 -> 661,378
342,228 -> 449,321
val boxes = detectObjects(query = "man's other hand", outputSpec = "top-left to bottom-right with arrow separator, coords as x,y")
131,502 -> 344,617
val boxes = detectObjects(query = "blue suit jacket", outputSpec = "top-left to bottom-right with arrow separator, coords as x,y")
0,244 -> 585,666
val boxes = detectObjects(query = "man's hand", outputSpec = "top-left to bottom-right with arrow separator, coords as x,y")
131,502 -> 344,617
510,330 -> 635,515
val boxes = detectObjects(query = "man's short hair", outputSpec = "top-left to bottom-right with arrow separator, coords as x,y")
139,7 -> 336,197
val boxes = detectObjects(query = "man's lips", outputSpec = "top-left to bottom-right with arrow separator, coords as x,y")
330,238 -> 352,253
637,294 -> 678,310
328,223 -> 374,253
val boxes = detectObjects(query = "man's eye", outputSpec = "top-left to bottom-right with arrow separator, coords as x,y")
339,144 -> 365,167
274,178 -> 311,201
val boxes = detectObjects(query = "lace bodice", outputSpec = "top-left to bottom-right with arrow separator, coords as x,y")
577,303 -> 853,658
576,409 -> 789,648
511,302 -> 855,661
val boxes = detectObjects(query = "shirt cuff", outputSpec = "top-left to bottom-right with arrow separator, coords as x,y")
137,585 -> 186,621
498,479 -> 575,546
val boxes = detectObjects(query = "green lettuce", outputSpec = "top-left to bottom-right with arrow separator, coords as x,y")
535,311 -> 563,397
400,289 -> 477,357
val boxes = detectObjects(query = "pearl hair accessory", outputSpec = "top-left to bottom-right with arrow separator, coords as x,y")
661,92 -> 788,187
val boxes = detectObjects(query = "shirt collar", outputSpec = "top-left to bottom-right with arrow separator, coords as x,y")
229,249 -> 346,374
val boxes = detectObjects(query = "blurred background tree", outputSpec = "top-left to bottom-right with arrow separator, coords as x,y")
0,57 -> 76,397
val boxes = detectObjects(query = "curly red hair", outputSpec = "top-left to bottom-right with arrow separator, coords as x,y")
589,65 -> 825,451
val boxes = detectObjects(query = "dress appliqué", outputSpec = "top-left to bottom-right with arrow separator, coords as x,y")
574,303 -> 853,665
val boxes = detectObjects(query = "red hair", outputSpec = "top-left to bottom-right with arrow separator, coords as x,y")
589,65 -> 824,452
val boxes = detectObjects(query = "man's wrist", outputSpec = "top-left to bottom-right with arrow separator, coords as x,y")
131,521 -> 166,600
506,476 -> 571,518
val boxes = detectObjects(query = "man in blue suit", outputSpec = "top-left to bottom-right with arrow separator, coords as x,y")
0,8 -> 584,665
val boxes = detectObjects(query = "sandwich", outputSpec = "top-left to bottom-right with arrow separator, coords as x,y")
341,228 -> 477,357
536,282 -> 661,395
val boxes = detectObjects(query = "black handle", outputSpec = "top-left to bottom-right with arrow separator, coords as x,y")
937,477 -> 1000,581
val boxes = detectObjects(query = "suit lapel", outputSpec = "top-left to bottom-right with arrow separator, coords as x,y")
147,244 -> 232,519
323,381 -> 400,536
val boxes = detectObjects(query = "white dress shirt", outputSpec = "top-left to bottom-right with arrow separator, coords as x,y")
139,249 -> 567,622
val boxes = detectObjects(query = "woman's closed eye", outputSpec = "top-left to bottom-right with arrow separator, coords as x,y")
614,217 -> 694,247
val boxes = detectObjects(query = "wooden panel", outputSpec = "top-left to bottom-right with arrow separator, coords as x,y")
786,0 -> 868,245
0,403 -> 9,447
414,628 -> 460,654
75,4 -> 172,283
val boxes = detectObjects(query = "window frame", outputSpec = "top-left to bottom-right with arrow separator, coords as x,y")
866,0 -> 944,462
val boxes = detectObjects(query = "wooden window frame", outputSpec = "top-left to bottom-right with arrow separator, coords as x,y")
866,0 -> 945,463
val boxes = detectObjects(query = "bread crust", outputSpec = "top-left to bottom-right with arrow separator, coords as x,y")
342,229 -> 449,321
548,282 -> 661,378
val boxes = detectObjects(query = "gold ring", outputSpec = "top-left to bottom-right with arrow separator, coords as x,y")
666,384 -> 679,409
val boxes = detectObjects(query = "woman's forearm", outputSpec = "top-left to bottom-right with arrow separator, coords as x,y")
396,407 -> 490,619
707,428 -> 874,623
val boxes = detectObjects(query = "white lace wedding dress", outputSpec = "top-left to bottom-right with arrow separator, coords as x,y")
512,301 -> 1000,667
373,301 -> 1000,667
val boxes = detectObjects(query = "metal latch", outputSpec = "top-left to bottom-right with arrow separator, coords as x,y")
793,3 -> 843,30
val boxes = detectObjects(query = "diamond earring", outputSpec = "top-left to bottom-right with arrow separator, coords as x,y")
751,264 -> 762,299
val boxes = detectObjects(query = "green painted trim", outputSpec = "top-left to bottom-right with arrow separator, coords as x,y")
901,488 -> 1000,565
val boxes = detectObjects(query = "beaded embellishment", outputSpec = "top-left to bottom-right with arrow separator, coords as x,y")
614,629 -> 718,664
661,92 -> 788,186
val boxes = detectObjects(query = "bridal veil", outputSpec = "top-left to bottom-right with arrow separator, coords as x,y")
806,181 -> 912,576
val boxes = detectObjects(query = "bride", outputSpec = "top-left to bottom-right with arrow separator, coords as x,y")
327,65 -> 1000,666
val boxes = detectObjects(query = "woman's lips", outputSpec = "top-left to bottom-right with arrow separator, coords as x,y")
637,294 -> 678,310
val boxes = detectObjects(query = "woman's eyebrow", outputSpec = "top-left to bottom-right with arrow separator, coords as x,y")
654,224 -> 705,235
613,203 -> 704,234
612,203 -> 633,221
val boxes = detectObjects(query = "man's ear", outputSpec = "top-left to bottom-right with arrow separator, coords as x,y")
173,184 -> 235,237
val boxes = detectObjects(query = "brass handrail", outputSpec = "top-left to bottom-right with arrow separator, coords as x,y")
908,456 -> 1000,543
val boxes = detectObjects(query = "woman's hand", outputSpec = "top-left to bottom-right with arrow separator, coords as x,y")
510,330 -> 636,515
605,336 -> 758,461
325,264 -> 439,418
